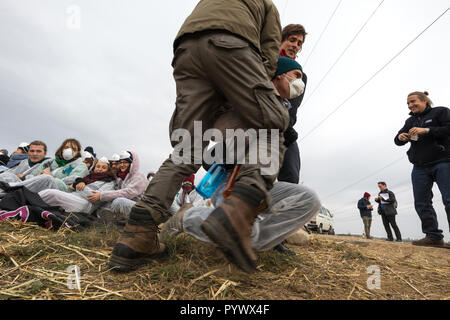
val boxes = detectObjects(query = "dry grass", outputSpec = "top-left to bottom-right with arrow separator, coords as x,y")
0,220 -> 449,300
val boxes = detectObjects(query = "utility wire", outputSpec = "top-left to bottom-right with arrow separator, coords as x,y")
303,0 -> 343,67
282,0 -> 290,19
323,155 -> 407,200
300,0 -> 385,110
300,6 -> 450,142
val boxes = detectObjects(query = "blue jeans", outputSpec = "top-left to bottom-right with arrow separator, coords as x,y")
412,162 -> 450,240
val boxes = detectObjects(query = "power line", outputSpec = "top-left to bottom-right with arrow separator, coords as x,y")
303,0 -> 343,67
323,155 -> 407,200
299,6 -> 450,142
300,0 -> 385,110
282,0 -> 289,19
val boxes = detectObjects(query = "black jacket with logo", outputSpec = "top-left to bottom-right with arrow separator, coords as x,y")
394,106 -> 450,167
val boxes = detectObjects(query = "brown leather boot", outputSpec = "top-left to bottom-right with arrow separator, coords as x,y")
200,184 -> 265,273
412,237 -> 444,247
108,208 -> 167,272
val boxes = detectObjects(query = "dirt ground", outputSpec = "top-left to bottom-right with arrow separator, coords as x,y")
0,220 -> 449,300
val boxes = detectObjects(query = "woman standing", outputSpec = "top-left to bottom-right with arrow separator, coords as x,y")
395,91 -> 450,247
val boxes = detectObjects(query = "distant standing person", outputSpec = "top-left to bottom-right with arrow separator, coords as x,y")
357,192 -> 373,239
374,182 -> 402,242
395,91 -> 450,247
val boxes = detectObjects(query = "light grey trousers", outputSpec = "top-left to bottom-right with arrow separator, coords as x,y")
98,197 -> 136,219
0,172 -> 22,184
182,180 -> 321,251
6,174 -> 58,193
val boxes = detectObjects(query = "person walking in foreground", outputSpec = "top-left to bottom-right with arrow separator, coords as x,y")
374,182 -> 402,242
357,192 -> 373,239
108,0 -> 289,273
395,91 -> 450,247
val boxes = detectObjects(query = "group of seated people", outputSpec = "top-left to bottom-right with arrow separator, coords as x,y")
1,138 -> 322,255
0,139 -> 154,220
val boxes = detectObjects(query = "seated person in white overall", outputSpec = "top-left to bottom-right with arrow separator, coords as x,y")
39,157 -> 115,214
6,138 -> 89,193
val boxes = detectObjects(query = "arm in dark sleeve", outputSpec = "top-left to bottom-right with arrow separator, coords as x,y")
394,120 -> 412,146
429,107 -> 450,139
72,177 -> 85,189
357,199 -> 365,210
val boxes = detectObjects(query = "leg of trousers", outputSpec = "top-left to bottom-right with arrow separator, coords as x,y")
412,165 -> 444,240
182,179 -> 321,251
9,175 -> 58,193
277,141 -> 300,184
362,216 -> 372,238
38,189 -> 92,213
433,162 -> 450,232
381,214 -> 393,240
386,215 -> 401,240
134,32 -> 289,225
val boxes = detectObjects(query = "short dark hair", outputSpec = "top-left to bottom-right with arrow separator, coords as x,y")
378,182 -> 387,187
29,140 -> 47,152
282,24 -> 308,42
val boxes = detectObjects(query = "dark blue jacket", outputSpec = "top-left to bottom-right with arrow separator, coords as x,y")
283,73 -> 308,147
395,106 -> 450,167
357,198 -> 373,217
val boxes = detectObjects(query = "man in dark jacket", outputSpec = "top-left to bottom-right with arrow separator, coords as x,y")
374,182 -> 402,242
109,0 -> 290,274
278,24 -> 308,184
395,91 -> 450,247
357,192 -> 373,239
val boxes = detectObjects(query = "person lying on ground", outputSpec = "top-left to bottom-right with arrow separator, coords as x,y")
161,170 -> 321,255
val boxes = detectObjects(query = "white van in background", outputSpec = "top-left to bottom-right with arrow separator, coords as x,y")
307,207 -> 334,235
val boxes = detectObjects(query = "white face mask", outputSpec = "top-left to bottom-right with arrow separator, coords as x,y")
62,148 -> 75,161
286,75 -> 305,99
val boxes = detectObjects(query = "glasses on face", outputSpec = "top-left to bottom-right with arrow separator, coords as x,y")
119,161 -> 129,165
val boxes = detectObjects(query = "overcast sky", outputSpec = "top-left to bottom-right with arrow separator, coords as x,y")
1,0 -> 449,240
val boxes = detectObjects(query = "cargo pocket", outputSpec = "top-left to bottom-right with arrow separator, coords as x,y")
254,86 -> 290,131
209,33 -> 250,51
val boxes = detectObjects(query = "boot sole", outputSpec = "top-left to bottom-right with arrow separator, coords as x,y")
201,209 -> 256,274
412,243 -> 445,248
108,248 -> 168,273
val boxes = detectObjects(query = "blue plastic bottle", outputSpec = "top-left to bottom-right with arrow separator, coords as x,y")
196,164 -> 226,199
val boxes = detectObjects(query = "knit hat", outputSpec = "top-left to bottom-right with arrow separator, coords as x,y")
109,154 -> 120,162
364,192 -> 371,198
273,56 -> 303,78
119,151 -> 133,163
18,142 -> 29,153
182,174 -> 195,193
